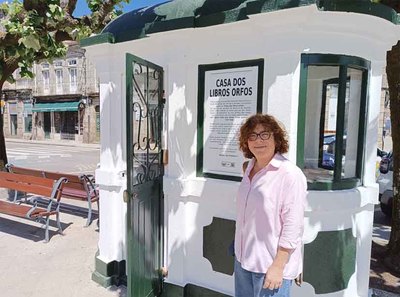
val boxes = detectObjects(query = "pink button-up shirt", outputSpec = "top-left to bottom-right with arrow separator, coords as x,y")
234,153 -> 307,279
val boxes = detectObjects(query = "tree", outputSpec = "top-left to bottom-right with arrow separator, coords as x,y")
386,41 -> 400,273
0,0 -> 129,168
377,0 -> 400,274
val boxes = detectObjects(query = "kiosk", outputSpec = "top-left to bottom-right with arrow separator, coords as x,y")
82,1 -> 400,296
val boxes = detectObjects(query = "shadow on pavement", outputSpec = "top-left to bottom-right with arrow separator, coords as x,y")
370,241 -> 400,294
0,216 -> 72,242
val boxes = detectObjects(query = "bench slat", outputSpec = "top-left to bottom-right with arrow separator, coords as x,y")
7,167 -> 44,177
0,171 -> 55,187
0,178 -> 54,197
0,200 -> 46,218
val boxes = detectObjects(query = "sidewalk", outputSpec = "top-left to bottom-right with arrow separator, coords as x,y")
5,137 -> 100,149
0,190 -> 125,297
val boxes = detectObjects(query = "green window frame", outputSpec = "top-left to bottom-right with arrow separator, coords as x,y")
297,54 -> 370,190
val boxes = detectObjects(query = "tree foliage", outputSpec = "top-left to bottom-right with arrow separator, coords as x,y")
0,0 -> 129,167
0,0 -> 128,84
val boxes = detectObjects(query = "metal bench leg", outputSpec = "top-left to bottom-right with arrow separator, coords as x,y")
44,217 -> 50,243
56,212 -> 63,235
85,198 -> 92,227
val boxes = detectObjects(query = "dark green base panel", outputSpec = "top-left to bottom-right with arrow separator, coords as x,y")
92,253 -> 127,287
163,283 -> 231,297
303,229 -> 356,294
203,217 -> 235,275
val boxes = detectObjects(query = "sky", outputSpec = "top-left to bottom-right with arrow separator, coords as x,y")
0,0 -> 167,16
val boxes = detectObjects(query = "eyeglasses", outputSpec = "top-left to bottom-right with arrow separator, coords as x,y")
248,131 -> 272,141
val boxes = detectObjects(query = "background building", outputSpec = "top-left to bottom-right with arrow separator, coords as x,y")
1,41 -> 100,143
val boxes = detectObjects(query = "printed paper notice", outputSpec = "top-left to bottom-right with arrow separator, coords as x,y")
203,66 -> 259,177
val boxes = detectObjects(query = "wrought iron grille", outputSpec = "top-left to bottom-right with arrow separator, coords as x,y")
131,62 -> 163,185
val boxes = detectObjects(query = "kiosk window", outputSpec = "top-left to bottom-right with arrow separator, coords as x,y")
298,54 -> 369,190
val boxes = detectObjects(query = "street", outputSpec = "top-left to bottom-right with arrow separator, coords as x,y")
5,139 -> 100,174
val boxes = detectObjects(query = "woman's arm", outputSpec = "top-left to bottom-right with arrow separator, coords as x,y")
264,171 -> 307,290
263,247 -> 291,289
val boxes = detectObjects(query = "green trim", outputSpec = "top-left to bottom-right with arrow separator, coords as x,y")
82,0 -> 399,47
307,178 -> 361,191
318,0 -> 400,25
298,53 -> 370,190
147,17 -> 195,35
196,59 -> 264,182
203,217 -> 235,275
195,8 -> 249,28
303,229 -> 356,294
32,101 -> 83,112
296,58 -> 308,168
356,69 -> 369,178
80,32 -> 115,47
125,53 -> 134,297
91,254 -> 127,287
163,283 -> 230,297
333,65 -> 347,181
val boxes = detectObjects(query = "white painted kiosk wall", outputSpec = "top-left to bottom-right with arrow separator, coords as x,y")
81,1 -> 400,297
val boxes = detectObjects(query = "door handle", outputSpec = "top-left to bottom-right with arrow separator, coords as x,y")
124,190 -> 139,203
123,190 -> 129,203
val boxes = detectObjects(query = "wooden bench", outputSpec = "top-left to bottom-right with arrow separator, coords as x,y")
0,172 -> 67,242
6,164 -> 99,227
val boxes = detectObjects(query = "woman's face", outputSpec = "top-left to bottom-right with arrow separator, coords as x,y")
247,124 -> 276,160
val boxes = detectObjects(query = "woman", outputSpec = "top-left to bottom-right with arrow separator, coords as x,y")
234,114 -> 307,297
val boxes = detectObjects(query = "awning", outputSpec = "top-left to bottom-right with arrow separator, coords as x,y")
32,101 -> 83,112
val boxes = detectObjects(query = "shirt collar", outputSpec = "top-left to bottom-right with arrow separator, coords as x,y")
249,153 -> 285,171
268,153 -> 285,169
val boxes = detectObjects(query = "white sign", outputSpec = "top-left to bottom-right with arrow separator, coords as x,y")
203,66 -> 259,177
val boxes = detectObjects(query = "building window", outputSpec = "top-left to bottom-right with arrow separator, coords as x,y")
69,68 -> 77,93
24,103 -> 32,133
42,70 -> 50,92
68,59 -> 77,66
8,102 -> 18,136
54,60 -> 63,68
297,54 -> 369,190
56,69 -> 63,94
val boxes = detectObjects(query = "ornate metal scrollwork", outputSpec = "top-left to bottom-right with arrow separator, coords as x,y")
131,63 -> 163,185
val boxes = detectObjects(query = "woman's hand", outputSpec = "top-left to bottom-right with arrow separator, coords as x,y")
263,263 -> 284,290
263,247 -> 291,290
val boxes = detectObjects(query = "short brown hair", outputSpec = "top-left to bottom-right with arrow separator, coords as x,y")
239,113 -> 289,159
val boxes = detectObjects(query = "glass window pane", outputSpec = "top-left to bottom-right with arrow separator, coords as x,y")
342,68 -> 363,178
303,66 -> 340,182
24,115 -> 32,133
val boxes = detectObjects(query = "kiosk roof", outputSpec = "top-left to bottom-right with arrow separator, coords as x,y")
81,0 -> 399,46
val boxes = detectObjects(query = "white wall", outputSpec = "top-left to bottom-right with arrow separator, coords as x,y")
85,5 -> 399,296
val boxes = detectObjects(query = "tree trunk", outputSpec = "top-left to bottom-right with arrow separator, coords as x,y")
0,84 -> 7,170
385,41 -> 400,272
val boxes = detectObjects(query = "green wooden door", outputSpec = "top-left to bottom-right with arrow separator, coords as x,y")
126,54 -> 164,297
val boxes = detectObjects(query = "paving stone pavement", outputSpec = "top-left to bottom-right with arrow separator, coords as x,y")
371,288 -> 400,297
0,194 -> 126,297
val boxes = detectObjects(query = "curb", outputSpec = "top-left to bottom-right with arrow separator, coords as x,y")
5,138 -> 100,149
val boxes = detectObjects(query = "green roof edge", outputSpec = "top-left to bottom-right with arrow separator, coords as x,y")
80,32 -> 115,48
318,0 -> 400,25
81,0 -> 399,47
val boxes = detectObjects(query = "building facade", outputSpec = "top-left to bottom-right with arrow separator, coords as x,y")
2,42 -> 100,143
